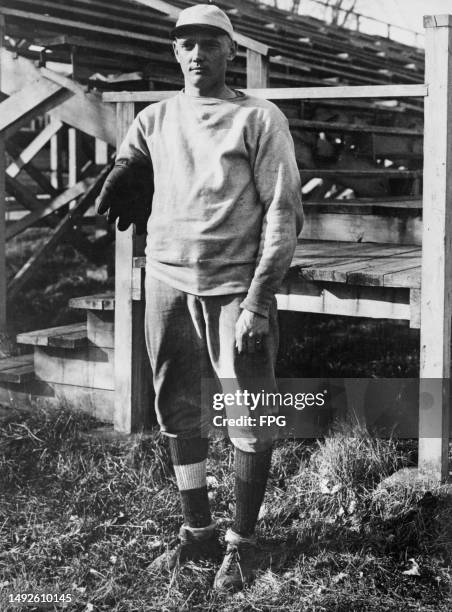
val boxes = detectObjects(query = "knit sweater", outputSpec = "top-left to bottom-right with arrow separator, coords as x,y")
117,90 -> 303,317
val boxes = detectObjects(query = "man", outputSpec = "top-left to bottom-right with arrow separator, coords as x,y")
98,3 -> 303,591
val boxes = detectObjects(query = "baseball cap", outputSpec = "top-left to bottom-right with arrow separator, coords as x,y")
171,4 -> 234,40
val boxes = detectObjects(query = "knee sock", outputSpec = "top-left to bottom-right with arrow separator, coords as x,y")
168,437 -> 212,529
232,446 -> 273,538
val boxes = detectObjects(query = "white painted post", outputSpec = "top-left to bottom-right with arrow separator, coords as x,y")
0,16 -> 6,333
114,102 -> 152,433
95,139 -> 108,166
246,49 -> 269,88
419,14 -> 452,482
49,121 -> 63,190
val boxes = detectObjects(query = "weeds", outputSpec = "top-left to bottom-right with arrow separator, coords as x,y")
0,407 -> 450,611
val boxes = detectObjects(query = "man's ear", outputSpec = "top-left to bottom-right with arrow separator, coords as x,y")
172,39 -> 181,63
227,39 -> 238,61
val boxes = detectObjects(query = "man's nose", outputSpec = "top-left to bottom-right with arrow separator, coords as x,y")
191,43 -> 205,60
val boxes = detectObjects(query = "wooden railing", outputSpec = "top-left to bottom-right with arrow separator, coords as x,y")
103,15 -> 452,483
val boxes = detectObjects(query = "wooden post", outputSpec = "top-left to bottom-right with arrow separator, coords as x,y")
68,127 -> 81,186
49,119 -> 63,189
419,15 -> 452,482
0,16 -> 6,332
95,139 -> 108,166
68,127 -> 82,210
93,139 -> 109,227
246,49 -> 269,88
114,102 -> 152,433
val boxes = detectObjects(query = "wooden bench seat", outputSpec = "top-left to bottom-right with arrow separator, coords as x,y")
290,239 -> 421,288
0,354 -> 34,384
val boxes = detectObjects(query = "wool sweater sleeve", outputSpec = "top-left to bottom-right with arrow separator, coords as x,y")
240,115 -> 303,317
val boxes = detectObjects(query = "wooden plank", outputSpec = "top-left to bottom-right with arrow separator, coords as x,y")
0,7 -> 162,43
290,241 -> 396,271
37,34 -> 158,60
8,164 -> 111,299
51,89 -> 116,146
296,248 -> 421,286
6,178 -> 95,240
0,363 -> 34,384
50,121 -> 64,189
114,102 -> 153,433
5,137 -> 58,197
87,311 -> 114,349
17,323 -> 87,347
290,239 -> 419,266
1,52 -> 115,144
383,267 -> 421,289
289,118 -> 423,137
246,49 -> 269,88
346,257 -> 422,286
0,353 -> 33,370
418,16 -> 452,482
302,211 -> 422,245
5,175 -> 42,212
276,278 -> 411,321
103,84 -> 428,103
34,346 -> 114,391
0,78 -> 69,138
69,292 -> 115,310
0,353 -> 35,383
0,15 -> 6,331
300,169 -> 422,179
68,128 -> 82,198
410,288 -> 421,329
6,120 -> 63,178
95,139 -> 109,165
0,378 -> 114,423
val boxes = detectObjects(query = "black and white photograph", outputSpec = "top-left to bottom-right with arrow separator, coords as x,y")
0,0 -> 451,610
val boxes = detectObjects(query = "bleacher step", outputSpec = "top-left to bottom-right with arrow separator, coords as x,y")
69,293 -> 115,311
0,354 -> 34,384
17,323 -> 88,348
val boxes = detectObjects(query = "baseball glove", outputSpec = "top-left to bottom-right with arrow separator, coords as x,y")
96,157 -> 154,235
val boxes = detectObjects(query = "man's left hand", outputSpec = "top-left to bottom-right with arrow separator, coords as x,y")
235,308 -> 269,354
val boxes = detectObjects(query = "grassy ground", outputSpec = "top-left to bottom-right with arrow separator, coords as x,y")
0,408 -> 450,611
2,228 -> 450,610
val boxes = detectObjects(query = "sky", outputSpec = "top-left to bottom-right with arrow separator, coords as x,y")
269,0 -> 452,46
360,0 -> 452,35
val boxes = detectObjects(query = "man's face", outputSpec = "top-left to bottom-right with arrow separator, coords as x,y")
172,28 -> 236,91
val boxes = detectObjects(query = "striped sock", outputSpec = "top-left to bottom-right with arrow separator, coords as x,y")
169,437 -> 211,528
232,446 -> 272,538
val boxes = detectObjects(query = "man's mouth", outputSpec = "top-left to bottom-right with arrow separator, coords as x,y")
190,66 -> 207,73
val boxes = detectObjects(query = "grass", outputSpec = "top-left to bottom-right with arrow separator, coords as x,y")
0,407 -> 450,611
5,227 -> 114,335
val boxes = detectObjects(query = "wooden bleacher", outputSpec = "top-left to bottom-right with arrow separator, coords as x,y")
0,2 -> 450,483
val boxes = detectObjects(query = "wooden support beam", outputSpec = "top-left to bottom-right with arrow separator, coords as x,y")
246,49 -> 269,88
0,15 -> 6,331
419,15 -> 452,482
114,102 -> 152,433
103,84 -> 428,103
95,139 -> 109,166
68,128 -> 82,187
5,175 -> 42,212
0,78 -> 69,139
5,138 -> 58,197
7,165 -> 111,300
6,119 -> 62,178
6,178 -> 94,240
50,122 -> 64,190
276,277 -> 411,322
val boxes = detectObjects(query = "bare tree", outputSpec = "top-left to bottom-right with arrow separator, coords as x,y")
324,0 -> 358,26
